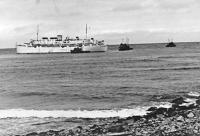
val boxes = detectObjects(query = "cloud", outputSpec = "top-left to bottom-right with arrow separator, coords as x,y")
1,0 -> 200,48
112,5 -> 144,12
111,0 -> 200,13
14,25 -> 32,33
111,0 -> 154,12
36,0 -> 40,4
67,12 -> 83,17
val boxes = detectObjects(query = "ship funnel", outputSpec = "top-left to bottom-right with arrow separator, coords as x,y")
57,35 -> 62,41
76,36 -> 79,40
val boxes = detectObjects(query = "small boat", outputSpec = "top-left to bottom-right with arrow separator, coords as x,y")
118,38 -> 133,51
118,43 -> 133,51
166,42 -> 176,47
166,39 -> 176,47
70,47 -> 83,53
70,47 -> 90,53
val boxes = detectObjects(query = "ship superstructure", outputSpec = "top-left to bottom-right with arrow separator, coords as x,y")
16,35 -> 107,53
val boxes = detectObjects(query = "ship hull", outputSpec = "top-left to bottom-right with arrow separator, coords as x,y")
82,45 -> 107,52
16,46 -> 76,54
17,45 -> 108,54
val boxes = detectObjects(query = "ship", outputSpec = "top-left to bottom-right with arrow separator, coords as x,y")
165,39 -> 176,47
16,25 -> 107,54
118,38 -> 133,51
166,42 -> 176,47
70,39 -> 107,53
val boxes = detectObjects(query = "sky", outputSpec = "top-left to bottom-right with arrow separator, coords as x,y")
1,0 -> 200,48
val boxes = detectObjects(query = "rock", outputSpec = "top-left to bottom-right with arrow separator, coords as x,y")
68,129 -> 75,135
47,130 -> 60,135
178,104 -> 196,111
153,130 -> 164,136
169,125 -> 177,132
166,107 -> 176,117
177,115 -> 184,122
187,112 -> 195,118
193,129 -> 198,134
38,132 -> 47,136
90,124 -> 98,129
107,132 -> 129,136
77,126 -> 83,130
176,121 -> 183,126
107,125 -> 125,133
58,130 -> 69,136
196,99 -> 200,105
171,97 -> 185,105
25,132 -> 38,136
160,125 -> 167,130
141,130 -> 148,134
132,116 -> 142,121
147,107 -> 157,112
151,107 -> 168,117
146,107 -> 168,120
135,131 -> 142,135
91,126 -> 102,134
185,118 -> 191,123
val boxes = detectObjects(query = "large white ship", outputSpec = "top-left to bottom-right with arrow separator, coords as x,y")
16,26 -> 107,54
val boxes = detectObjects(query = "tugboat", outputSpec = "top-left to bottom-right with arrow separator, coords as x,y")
70,47 -> 90,53
70,47 -> 83,53
166,39 -> 176,47
118,38 -> 133,51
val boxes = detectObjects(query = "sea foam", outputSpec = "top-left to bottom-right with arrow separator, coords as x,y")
0,102 -> 173,119
187,92 -> 200,97
0,108 -> 148,119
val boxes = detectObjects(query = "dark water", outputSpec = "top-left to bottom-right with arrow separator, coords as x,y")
1,42 -> 200,135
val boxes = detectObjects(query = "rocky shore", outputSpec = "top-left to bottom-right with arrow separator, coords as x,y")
16,95 -> 200,136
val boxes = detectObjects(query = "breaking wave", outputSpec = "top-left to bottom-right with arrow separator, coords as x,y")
0,102 -> 172,119
0,108 -> 147,119
187,91 -> 200,97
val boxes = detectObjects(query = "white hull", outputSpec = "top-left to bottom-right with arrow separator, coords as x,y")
17,45 -> 108,54
82,45 -> 107,52
16,46 -> 76,54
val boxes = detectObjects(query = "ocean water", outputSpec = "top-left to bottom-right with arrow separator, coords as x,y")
1,42 -> 200,135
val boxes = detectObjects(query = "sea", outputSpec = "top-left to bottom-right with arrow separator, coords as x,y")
1,42 -> 200,135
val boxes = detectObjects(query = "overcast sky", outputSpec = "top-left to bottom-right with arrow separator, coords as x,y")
1,0 -> 200,48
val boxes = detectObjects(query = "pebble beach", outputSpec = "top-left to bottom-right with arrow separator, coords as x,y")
17,93 -> 200,136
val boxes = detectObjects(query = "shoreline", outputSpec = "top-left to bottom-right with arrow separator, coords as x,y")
16,95 -> 200,136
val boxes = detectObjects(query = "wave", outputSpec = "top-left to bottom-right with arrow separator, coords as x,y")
149,94 -> 179,102
0,102 -> 173,119
180,98 -> 197,106
146,66 -> 200,71
187,91 -> 200,97
17,92 -> 114,100
0,108 -> 148,119
18,92 -> 58,97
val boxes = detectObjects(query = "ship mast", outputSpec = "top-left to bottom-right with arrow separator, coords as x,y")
37,25 -> 39,41
86,24 -> 87,39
